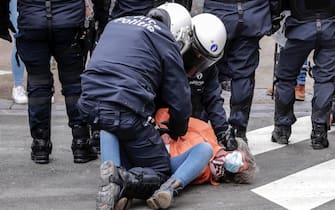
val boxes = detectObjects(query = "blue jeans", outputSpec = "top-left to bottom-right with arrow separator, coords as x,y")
170,142 -> 213,187
100,130 -> 121,165
10,0 -> 25,86
100,130 -> 213,188
296,60 -> 308,85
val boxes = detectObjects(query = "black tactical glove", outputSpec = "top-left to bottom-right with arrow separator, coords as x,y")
157,126 -> 170,136
0,0 -> 16,42
271,15 -> 284,34
269,0 -> 285,35
92,0 -> 111,33
217,128 -> 238,151
158,121 -> 179,140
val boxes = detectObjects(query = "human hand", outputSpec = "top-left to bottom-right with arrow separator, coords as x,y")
210,157 -> 225,180
161,133 -> 173,144
85,0 -> 94,17
218,128 -> 238,151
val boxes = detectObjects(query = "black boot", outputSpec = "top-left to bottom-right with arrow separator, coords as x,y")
311,124 -> 329,150
71,125 -> 98,163
235,126 -> 248,144
91,129 -> 101,154
31,128 -> 52,164
218,128 -> 238,151
271,125 -> 291,144
96,161 -> 163,210
146,177 -> 183,210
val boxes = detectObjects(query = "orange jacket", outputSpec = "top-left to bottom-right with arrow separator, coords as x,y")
155,108 -> 224,185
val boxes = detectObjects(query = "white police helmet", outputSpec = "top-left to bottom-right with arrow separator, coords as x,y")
157,2 -> 192,54
183,13 -> 227,77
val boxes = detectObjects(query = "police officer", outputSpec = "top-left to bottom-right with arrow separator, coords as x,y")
203,0 -> 281,143
184,16 -> 231,148
88,0 -> 194,153
145,13 -> 228,210
77,3 -> 193,209
16,0 -> 97,164
188,67 -> 229,144
271,0 -> 335,150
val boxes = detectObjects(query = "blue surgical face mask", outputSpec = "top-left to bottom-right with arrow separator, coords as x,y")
224,151 -> 243,173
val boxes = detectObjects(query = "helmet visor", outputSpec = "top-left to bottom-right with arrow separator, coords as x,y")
183,43 -> 220,77
183,35 -> 222,77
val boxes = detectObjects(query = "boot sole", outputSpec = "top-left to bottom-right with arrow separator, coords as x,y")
31,150 -> 51,164
31,155 -> 50,164
311,141 -> 329,150
146,191 -> 172,209
73,155 -> 98,163
73,148 -> 98,163
271,135 -> 289,144
96,161 -> 120,210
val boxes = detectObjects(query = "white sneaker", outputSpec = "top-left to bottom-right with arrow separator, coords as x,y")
12,85 -> 28,104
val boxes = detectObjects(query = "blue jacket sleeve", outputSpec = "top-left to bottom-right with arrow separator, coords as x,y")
160,43 -> 192,139
201,66 -> 229,137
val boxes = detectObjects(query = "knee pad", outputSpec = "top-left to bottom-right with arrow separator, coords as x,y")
62,83 -> 82,96
118,167 -> 166,199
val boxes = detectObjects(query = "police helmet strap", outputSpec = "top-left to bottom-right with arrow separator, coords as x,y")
147,8 -> 171,28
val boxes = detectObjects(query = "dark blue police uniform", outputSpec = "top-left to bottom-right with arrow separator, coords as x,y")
189,66 -> 229,138
272,0 -> 335,149
203,0 -> 272,135
16,0 -> 97,163
111,0 -> 192,20
111,0 -> 163,19
78,16 -> 192,176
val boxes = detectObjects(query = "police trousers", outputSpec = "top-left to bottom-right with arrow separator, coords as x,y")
78,100 -> 172,175
16,28 -> 86,138
275,38 -> 335,127
221,36 -> 262,129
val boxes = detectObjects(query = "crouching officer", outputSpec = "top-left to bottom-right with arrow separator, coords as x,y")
183,15 -> 232,149
188,66 -> 231,148
272,0 -> 335,149
77,3 -> 193,209
16,0 -> 97,164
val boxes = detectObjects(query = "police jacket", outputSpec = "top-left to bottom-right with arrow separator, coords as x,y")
18,0 -> 85,29
111,0 -> 158,19
189,66 -> 228,137
284,0 -> 335,41
110,0 -> 192,20
203,0 -> 272,38
0,0 -> 13,42
80,16 -> 192,138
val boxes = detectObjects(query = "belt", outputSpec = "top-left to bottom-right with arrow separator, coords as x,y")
292,12 -> 335,21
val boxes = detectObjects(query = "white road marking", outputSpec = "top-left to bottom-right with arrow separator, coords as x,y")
252,159 -> 335,210
0,70 -> 11,75
249,116 -> 335,210
247,116 -> 334,155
